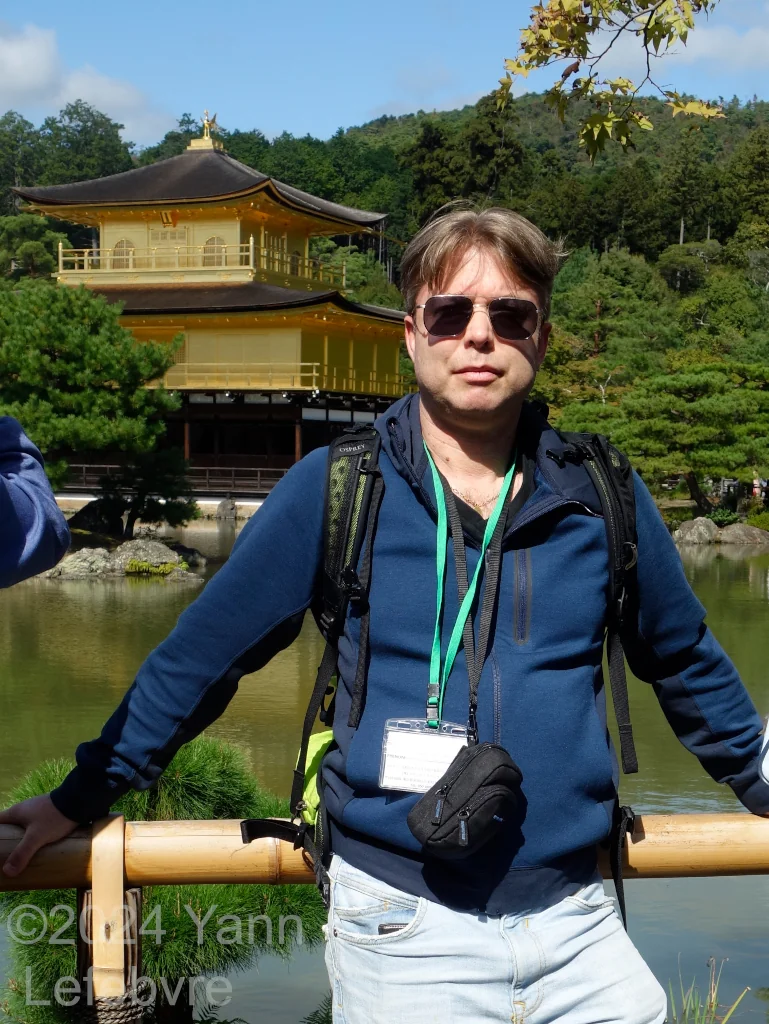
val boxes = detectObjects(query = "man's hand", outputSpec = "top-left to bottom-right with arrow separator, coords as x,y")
0,795 -> 79,877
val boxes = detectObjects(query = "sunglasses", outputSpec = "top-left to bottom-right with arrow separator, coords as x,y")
414,294 -> 541,342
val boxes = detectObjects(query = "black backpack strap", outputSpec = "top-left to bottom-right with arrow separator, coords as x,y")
551,431 -> 639,775
242,427 -> 384,906
609,803 -> 635,930
320,428 -> 383,638
347,469 -> 385,727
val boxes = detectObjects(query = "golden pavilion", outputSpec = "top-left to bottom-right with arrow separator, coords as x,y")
14,116 -> 407,492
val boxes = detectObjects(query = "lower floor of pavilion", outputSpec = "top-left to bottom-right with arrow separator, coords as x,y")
63,390 -> 406,496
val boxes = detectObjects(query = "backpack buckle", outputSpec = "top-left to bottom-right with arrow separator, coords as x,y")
341,566 -> 363,604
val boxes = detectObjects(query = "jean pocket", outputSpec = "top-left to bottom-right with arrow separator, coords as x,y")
329,867 -> 425,945
562,880 -> 616,913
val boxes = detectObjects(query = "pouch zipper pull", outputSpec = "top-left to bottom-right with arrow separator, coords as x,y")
458,807 -> 470,847
432,787 -> 448,825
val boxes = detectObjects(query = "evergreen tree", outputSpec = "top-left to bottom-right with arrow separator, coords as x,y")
551,248 -> 681,379
661,134 -> 711,245
98,449 -> 200,540
0,215 -> 68,278
559,357 -> 769,512
725,125 -> 769,228
0,111 -> 38,215
0,281 -> 180,487
35,101 -> 133,185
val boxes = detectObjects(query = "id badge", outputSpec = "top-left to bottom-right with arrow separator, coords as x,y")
379,718 -> 468,793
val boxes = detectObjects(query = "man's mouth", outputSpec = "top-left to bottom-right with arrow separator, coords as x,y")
454,366 -> 502,383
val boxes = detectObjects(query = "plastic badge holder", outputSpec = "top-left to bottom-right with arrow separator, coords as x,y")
379,718 -> 468,794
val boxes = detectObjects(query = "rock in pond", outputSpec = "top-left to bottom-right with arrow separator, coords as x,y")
674,517 -> 720,544
42,539 -> 203,583
717,523 -> 769,545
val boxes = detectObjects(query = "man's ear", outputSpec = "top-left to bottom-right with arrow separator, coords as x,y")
536,322 -> 551,369
404,314 -> 418,363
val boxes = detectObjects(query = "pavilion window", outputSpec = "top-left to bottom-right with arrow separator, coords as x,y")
112,239 -> 135,270
290,249 -> 301,276
203,236 -> 226,267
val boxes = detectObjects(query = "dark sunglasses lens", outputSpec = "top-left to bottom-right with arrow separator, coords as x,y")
423,296 -> 473,337
489,299 -> 539,340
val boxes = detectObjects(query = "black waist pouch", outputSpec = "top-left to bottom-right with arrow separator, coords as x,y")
407,742 -> 523,860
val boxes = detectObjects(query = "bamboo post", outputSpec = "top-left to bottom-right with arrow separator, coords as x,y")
90,814 -> 127,999
3,815 -> 769,892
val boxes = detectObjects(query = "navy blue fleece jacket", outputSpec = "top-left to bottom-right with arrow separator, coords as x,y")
49,397 -> 769,913
0,417 -> 69,587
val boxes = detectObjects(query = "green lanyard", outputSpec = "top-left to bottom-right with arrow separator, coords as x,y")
424,444 -> 516,728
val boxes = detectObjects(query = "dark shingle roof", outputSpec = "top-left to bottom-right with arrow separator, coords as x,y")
90,281 -> 405,323
13,149 -> 385,229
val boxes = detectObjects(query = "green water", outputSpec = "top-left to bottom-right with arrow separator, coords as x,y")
1,528 -> 769,1020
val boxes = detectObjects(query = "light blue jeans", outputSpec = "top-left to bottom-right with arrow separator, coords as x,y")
324,855 -> 667,1024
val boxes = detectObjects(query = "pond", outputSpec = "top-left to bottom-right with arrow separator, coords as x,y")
1,523 -> 769,1021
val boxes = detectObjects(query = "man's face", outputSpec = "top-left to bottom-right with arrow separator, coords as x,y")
404,247 -> 551,428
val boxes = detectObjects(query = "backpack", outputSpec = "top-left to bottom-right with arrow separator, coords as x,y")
241,423 -> 638,921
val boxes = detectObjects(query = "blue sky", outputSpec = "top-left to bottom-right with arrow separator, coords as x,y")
1,0 -> 768,148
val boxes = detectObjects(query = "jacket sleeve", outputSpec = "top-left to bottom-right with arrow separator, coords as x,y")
0,417 -> 70,588
49,446 -> 327,824
623,471 -> 769,815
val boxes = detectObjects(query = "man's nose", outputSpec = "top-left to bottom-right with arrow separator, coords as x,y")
463,306 -> 494,346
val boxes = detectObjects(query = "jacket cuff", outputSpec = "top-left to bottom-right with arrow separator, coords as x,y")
50,767 -> 130,825
729,763 -> 769,816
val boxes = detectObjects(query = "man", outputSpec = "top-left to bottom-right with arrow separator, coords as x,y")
0,416 -> 69,587
2,207 -> 768,1023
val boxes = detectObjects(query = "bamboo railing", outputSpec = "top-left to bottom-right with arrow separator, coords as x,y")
3,813 -> 769,893
2,814 -> 768,1002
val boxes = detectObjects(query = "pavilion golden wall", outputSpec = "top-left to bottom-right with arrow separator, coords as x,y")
101,217 -> 242,252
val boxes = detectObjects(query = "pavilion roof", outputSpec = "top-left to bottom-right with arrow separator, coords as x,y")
13,148 -> 386,231
90,280 -> 405,322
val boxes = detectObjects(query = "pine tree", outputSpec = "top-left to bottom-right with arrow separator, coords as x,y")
0,281 -> 181,487
559,358 -> 769,511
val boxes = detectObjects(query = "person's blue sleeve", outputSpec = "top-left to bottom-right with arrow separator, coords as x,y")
623,471 -> 769,814
49,446 -> 327,824
0,417 -> 70,588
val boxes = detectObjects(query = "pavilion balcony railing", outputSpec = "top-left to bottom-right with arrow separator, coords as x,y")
57,240 -> 346,289
159,361 -> 412,398
61,464 -> 288,496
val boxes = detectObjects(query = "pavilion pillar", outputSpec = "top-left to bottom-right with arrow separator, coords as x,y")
294,411 -> 302,465
183,409 -> 190,461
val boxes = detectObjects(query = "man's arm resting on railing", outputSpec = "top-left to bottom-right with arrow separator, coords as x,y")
0,416 -> 70,588
625,472 -> 769,816
0,446 -> 327,876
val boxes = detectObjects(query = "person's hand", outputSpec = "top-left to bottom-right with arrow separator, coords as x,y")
0,795 -> 79,877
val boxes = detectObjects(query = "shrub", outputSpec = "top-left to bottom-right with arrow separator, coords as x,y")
125,558 -> 188,576
747,510 -> 769,532
705,508 -> 741,527
0,739 -> 325,1023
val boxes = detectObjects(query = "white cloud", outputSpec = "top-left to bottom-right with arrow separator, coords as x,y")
586,22 -> 769,85
0,24 -> 61,106
0,22 -> 174,145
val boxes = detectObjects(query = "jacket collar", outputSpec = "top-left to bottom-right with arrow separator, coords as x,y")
375,393 -> 601,516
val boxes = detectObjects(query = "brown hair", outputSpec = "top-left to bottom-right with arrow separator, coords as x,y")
400,203 -> 565,320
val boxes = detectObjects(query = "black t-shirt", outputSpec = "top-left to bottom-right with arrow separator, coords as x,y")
441,446 -> 535,548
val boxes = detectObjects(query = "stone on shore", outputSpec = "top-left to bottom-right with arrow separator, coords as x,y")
674,517 -> 719,544
717,523 -> 769,545
216,497 -> 238,520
